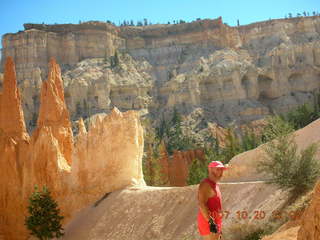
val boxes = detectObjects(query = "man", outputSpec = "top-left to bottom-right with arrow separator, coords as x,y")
197,161 -> 228,240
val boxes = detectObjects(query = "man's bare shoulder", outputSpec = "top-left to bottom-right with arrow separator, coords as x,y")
198,179 -> 210,191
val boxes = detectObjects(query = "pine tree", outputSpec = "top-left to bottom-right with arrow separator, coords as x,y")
221,127 -> 242,163
110,51 -> 120,68
114,51 -> 119,66
187,159 -> 208,185
25,186 -> 64,240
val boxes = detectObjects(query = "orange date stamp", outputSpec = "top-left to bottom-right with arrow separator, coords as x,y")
221,210 -> 302,221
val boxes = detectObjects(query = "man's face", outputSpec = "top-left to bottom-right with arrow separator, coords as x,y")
208,167 -> 224,181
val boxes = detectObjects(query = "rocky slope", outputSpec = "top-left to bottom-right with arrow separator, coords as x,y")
1,16 -> 320,130
61,183 -> 290,240
0,58 -> 145,239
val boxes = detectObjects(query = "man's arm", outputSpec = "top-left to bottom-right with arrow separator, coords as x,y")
198,181 -> 213,221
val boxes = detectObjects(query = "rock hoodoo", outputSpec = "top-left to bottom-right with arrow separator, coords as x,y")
0,57 -> 29,140
0,57 -> 30,239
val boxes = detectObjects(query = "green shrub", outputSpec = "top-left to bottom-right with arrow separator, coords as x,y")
258,133 -> 320,194
242,229 -> 265,240
110,50 -> 120,68
155,108 -> 196,155
142,119 -> 168,186
241,127 -> 262,151
25,186 -> 64,240
284,103 -> 320,130
261,115 -> 294,142
221,127 -> 243,163
187,158 -> 208,185
290,143 -> 320,193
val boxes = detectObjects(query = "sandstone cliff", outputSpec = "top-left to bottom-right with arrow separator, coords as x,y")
1,17 -> 320,130
62,55 -> 153,119
0,58 -> 145,239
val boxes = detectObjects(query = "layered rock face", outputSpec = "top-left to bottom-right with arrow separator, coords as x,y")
0,58 -> 145,239
1,17 -> 320,129
62,55 -> 153,119
1,22 -> 122,73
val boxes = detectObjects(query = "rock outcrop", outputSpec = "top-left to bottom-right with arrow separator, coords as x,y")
297,180 -> 320,240
156,142 -> 205,186
0,57 -> 29,140
34,58 -> 73,165
62,56 -> 153,119
23,58 -> 73,226
169,149 -> 205,186
1,17 -> 320,130
70,108 -> 145,212
0,57 -> 145,239
0,57 -> 30,239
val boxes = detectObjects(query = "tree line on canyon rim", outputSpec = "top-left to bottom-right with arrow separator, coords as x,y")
42,10 -> 320,29
143,92 -> 320,196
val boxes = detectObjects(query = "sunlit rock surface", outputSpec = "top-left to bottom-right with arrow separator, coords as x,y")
0,58 -> 145,240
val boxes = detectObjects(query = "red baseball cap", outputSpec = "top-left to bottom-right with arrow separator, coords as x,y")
208,161 -> 228,170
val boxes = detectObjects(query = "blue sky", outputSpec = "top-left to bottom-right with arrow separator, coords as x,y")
0,0 -> 319,48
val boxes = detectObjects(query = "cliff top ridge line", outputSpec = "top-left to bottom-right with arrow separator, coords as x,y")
10,17 -> 226,40
237,15 -> 320,32
23,21 -> 119,34
22,17 -> 223,34
119,17 -> 224,38
13,15 -> 320,38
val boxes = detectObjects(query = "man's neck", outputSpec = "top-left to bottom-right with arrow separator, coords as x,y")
208,176 -> 218,183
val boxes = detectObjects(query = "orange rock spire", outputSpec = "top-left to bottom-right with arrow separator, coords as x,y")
0,56 -> 29,239
35,58 -> 73,165
0,56 -> 29,140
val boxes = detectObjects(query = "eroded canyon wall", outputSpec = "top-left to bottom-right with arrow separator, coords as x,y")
1,17 -> 320,129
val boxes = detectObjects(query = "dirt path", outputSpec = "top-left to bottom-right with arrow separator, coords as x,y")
221,180 -> 269,184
